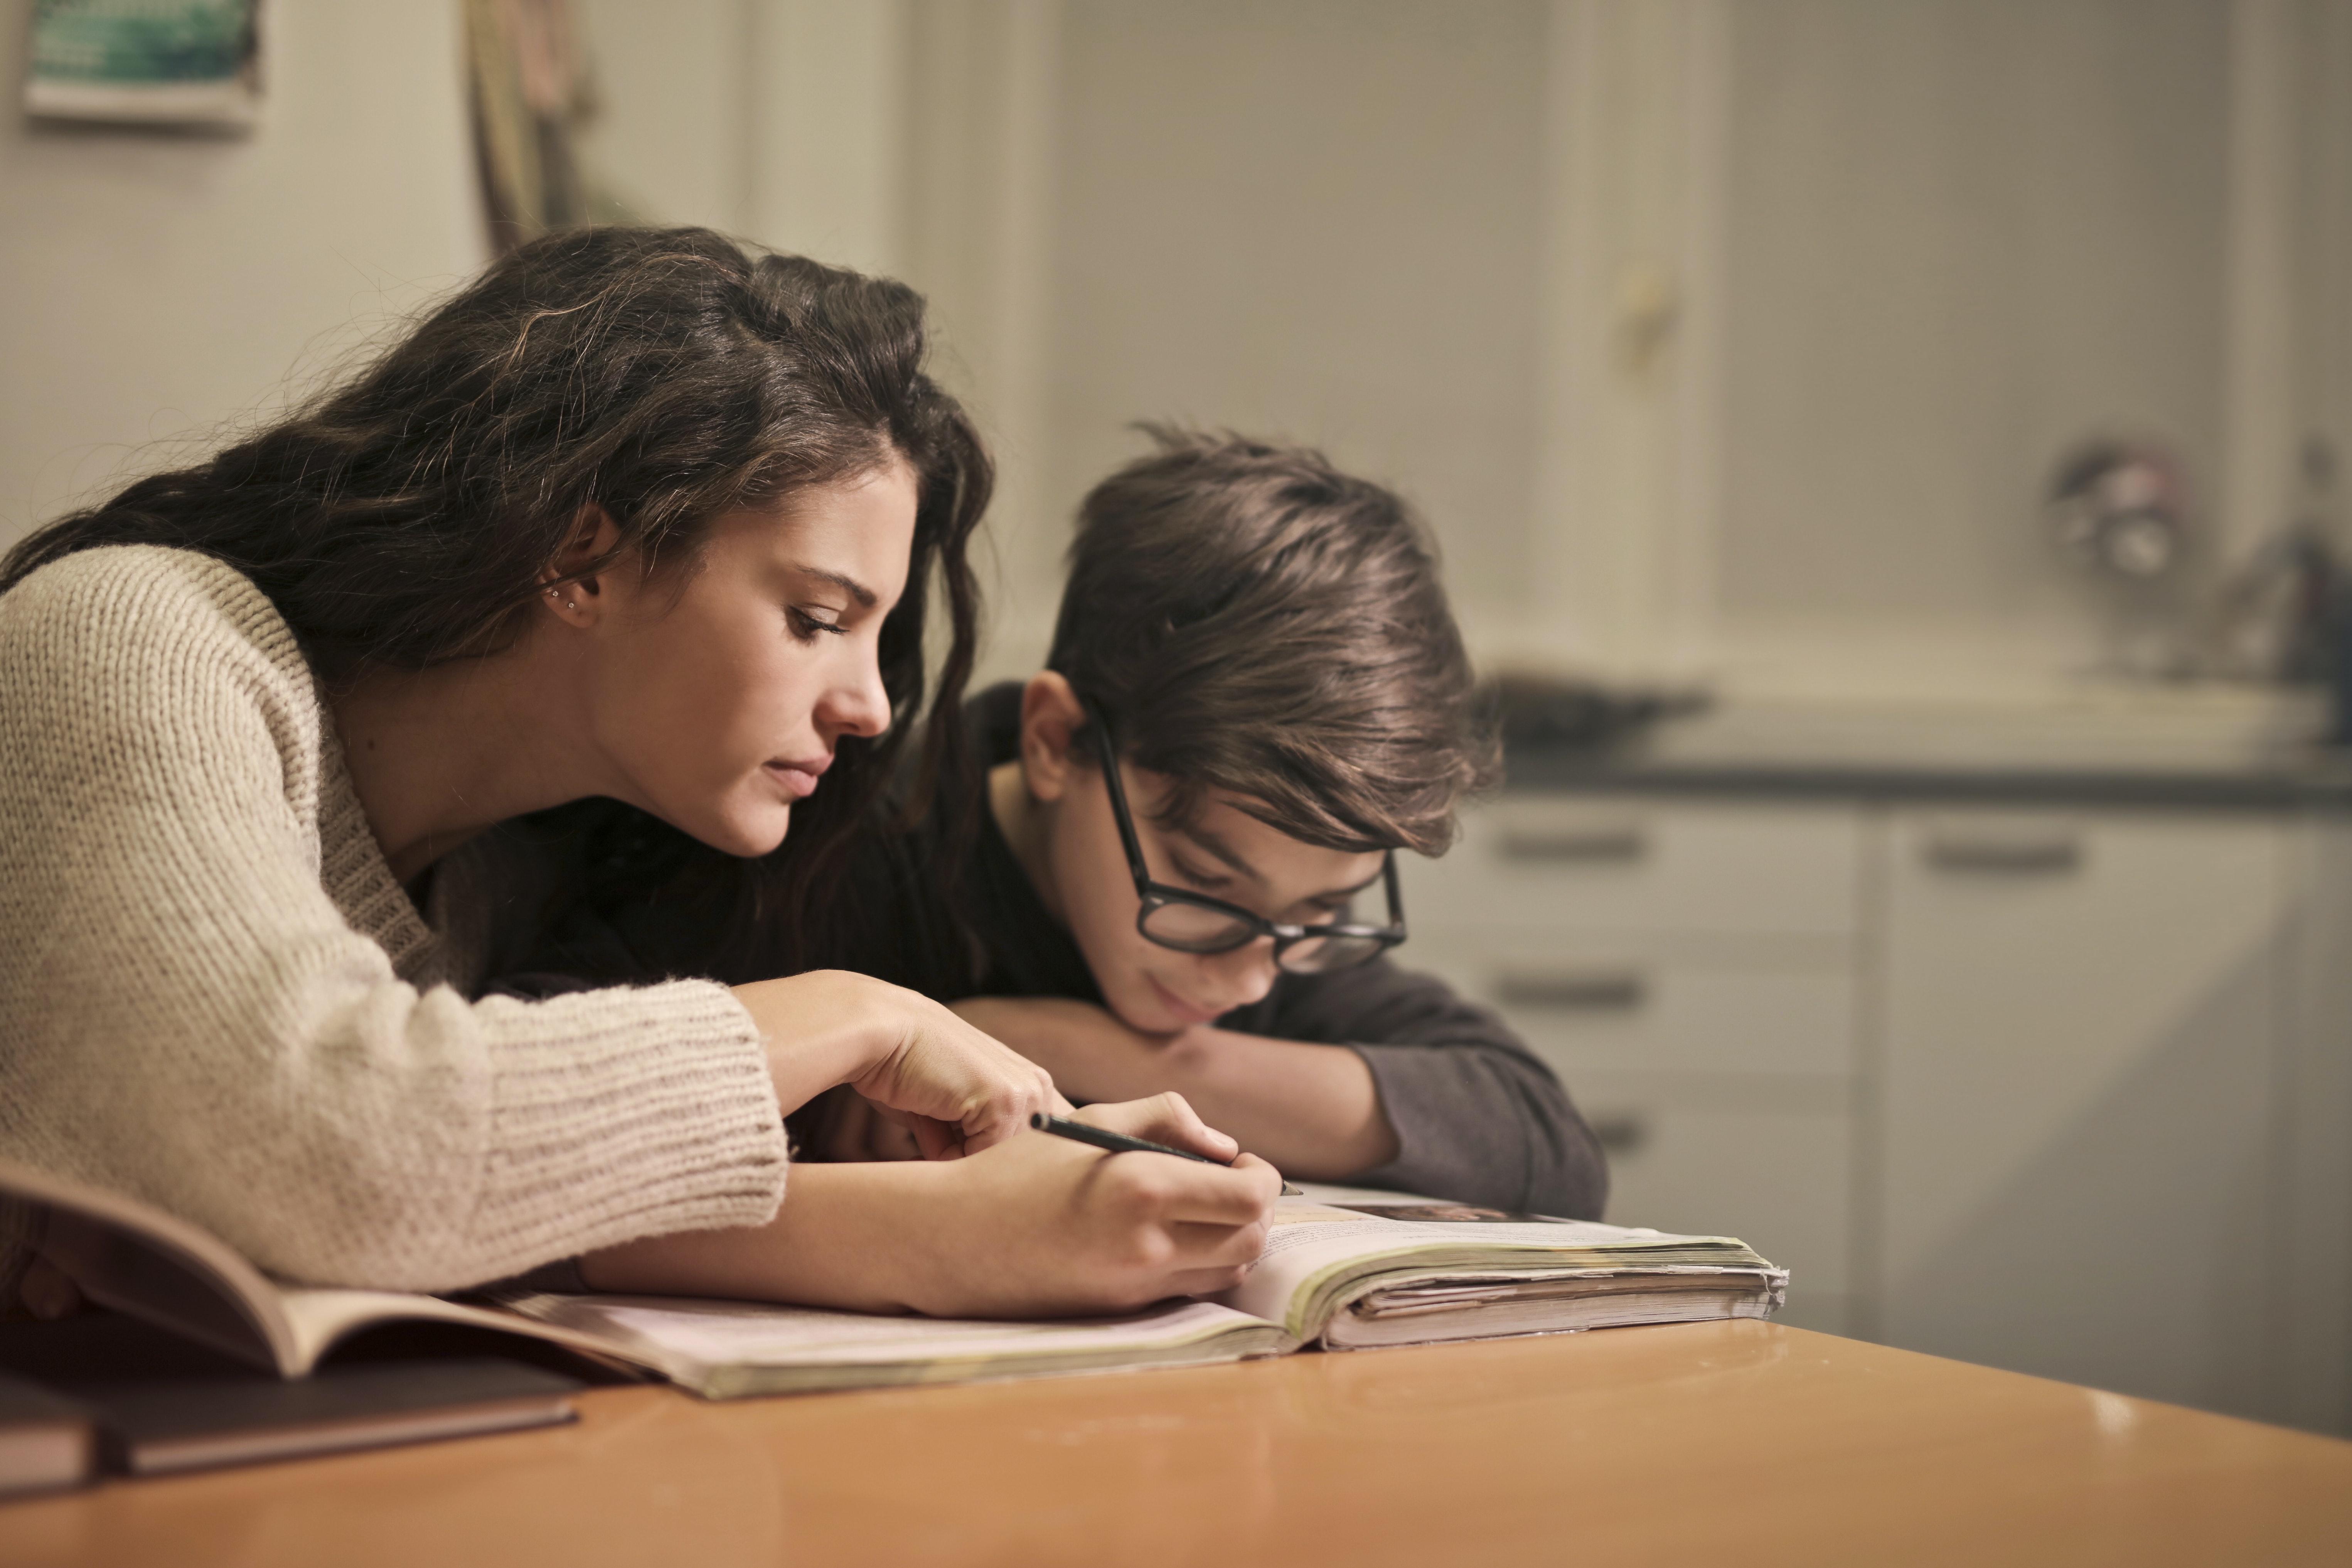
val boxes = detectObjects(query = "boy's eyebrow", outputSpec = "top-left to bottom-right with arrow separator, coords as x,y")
1316,866 -> 1386,901
1172,821 -> 1262,884
790,563 -> 878,608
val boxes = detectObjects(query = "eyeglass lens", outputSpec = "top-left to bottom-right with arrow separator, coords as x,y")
1137,900 -> 1389,972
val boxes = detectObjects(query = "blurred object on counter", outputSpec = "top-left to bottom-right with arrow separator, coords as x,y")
2208,437 -> 2350,696
1482,671 -> 1712,754
2044,438 -> 2200,679
24,0 -> 262,130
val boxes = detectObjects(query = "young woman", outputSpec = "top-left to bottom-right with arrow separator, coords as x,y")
534,430 -> 1607,1218
0,229 -> 1276,1320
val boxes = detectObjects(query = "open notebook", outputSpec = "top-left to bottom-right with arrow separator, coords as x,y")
4,1158 -> 1784,1399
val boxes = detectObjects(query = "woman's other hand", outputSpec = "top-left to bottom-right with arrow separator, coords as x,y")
733,970 -> 1066,1158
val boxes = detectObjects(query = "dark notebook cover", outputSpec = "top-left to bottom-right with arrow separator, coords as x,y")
0,1367 -> 101,1497
0,1313 -> 582,1477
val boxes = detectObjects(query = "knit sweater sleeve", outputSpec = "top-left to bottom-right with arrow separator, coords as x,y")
0,549 -> 788,1292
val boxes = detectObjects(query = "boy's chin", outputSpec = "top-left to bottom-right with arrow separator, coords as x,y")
1128,972 -> 1222,1033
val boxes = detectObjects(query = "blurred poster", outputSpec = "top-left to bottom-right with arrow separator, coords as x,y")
24,0 -> 263,130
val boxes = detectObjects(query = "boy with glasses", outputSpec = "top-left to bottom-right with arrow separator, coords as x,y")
554,429 -> 1604,1216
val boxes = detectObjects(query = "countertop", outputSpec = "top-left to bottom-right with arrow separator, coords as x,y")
1502,689 -> 2352,808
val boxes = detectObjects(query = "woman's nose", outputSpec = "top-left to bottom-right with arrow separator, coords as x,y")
822,647 -> 893,739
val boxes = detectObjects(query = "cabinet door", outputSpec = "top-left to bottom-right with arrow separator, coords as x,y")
1879,809 -> 2286,1418
1573,1071 -> 1855,1336
1400,796 -> 1862,940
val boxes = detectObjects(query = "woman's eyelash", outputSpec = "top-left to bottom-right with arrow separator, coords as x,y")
787,608 -> 848,640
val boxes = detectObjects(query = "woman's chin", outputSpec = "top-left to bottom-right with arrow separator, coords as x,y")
693,801 -> 792,859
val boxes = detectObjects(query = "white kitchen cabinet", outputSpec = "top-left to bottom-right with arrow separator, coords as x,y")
1567,1070 -> 1857,1337
1403,790 -> 2347,1431
1877,808 -> 2290,1420
1399,798 -> 1865,1334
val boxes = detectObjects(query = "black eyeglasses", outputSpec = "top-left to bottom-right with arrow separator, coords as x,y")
1085,706 -> 1407,975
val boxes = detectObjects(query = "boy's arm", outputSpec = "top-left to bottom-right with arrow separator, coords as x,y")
1284,963 -> 1609,1218
951,996 -> 1400,1178
953,962 -> 1609,1216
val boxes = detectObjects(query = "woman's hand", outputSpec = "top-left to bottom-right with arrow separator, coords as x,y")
888,1093 -> 1274,1315
582,1093 -> 1281,1317
732,970 -> 1066,1158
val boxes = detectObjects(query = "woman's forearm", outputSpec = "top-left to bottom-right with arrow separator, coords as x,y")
580,1162 -> 937,1312
577,1101 -> 1281,1319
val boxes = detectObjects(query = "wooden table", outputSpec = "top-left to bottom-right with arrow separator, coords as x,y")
5,1322 -> 2349,1566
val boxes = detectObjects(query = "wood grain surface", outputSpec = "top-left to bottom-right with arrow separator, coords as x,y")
4,1321 -> 2348,1567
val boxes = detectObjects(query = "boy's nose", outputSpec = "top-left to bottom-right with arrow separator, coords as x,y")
1196,941 -> 1281,1014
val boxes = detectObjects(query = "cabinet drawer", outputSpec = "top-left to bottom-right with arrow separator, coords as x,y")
1577,1071 -> 1854,1314
1403,797 -> 1863,938
1405,935 -> 1857,1077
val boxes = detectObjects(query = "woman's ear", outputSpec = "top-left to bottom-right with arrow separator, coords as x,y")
537,504 -> 623,626
1019,671 -> 1088,803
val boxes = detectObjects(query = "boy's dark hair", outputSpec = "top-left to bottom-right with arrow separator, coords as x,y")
1049,426 -> 1497,856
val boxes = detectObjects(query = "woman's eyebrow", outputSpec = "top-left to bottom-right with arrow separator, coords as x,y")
789,563 -> 878,607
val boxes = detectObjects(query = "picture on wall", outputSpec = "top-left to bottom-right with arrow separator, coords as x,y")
24,0 -> 263,130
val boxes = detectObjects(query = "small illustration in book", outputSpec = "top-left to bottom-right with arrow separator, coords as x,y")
1326,1203 -> 1568,1225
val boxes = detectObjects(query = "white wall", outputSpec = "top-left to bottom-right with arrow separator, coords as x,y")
0,0 -> 483,547
576,0 -> 906,275
1713,0 -> 2230,687
899,0 -> 2349,699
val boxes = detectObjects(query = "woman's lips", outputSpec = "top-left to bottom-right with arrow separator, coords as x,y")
763,756 -> 830,799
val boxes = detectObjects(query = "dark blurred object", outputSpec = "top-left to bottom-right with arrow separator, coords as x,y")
2211,439 -> 2350,697
1483,672 -> 1710,754
0,1312 -> 581,1478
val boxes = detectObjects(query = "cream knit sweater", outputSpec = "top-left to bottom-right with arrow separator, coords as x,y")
0,546 -> 788,1292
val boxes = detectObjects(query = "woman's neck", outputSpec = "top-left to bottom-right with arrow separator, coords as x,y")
329,640 -> 611,884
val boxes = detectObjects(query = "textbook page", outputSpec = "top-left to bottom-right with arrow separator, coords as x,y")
499,1295 -> 1295,1398
1218,1199 -> 1783,1344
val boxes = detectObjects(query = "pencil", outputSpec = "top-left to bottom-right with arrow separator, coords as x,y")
1028,1113 -> 1304,1197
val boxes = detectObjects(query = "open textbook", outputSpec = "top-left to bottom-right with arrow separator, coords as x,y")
3,1158 -> 1784,1400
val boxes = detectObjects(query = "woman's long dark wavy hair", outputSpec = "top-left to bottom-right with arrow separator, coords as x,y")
0,226 -> 987,955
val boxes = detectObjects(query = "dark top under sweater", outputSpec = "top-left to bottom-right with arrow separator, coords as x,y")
500,684 -> 1609,1218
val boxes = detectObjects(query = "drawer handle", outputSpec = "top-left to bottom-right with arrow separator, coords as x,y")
1923,827 -> 2083,873
1494,967 -> 1648,1011
1495,822 -> 1648,862
1589,1112 -> 1649,1156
